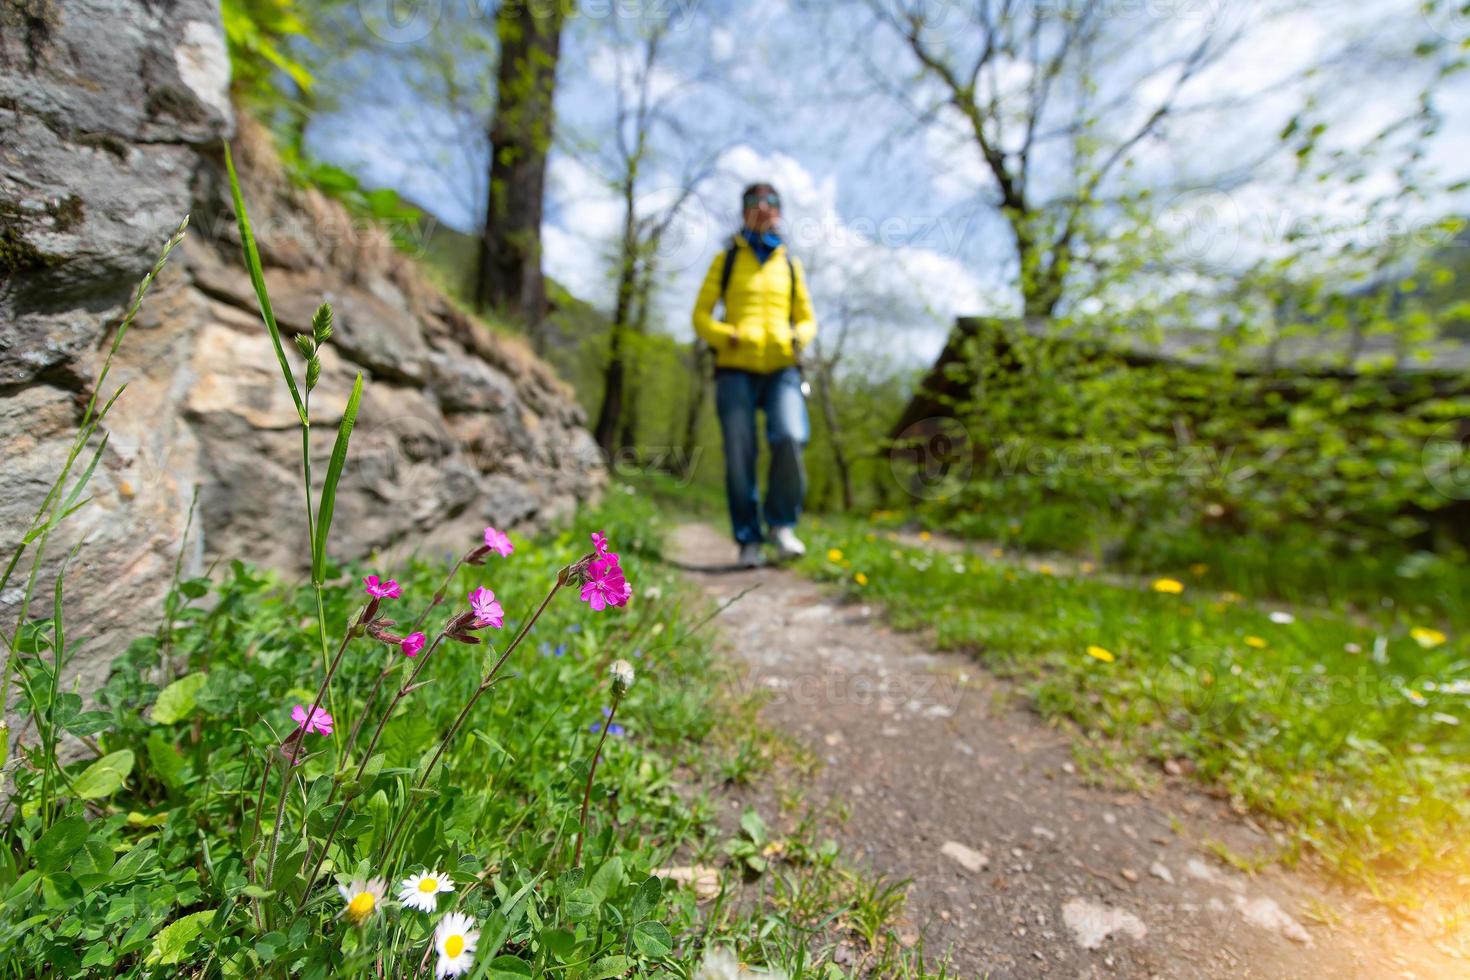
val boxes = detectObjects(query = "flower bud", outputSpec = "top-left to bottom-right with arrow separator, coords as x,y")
312,303 -> 334,344
608,659 -> 635,697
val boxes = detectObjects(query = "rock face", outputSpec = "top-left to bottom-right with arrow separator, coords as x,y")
0,2 -> 604,695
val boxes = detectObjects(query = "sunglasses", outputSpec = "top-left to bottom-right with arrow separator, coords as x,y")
743,192 -> 781,209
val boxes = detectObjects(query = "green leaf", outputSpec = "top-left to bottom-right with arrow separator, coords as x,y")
150,672 -> 208,724
563,887 -> 598,920
64,710 -> 112,738
146,908 -> 219,965
313,373 -> 363,584
739,808 -> 767,844
488,954 -> 532,979
71,750 -> 134,800
539,927 -> 577,962
631,920 -> 672,958
589,956 -> 634,980
223,145 -> 305,425
146,732 -> 186,791
588,855 -> 623,901
631,875 -> 661,920
32,816 -> 88,872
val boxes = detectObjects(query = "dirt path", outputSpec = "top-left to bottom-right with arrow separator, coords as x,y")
670,521 -> 1460,979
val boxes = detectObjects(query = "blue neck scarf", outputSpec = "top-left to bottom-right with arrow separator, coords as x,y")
742,228 -> 782,265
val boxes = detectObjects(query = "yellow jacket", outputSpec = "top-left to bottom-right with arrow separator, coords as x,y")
691,235 -> 817,374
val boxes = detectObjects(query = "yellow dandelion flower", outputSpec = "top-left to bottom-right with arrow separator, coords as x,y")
854,572 -> 869,586
918,530 -> 932,541
1086,645 -> 1115,663
1411,627 -> 1447,649
1244,636 -> 1267,649
827,548 -> 844,562
1152,578 -> 1184,595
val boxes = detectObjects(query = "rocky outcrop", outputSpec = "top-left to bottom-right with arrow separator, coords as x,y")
0,1 -> 604,691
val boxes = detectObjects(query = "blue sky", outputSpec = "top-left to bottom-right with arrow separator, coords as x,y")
312,0 -> 1470,368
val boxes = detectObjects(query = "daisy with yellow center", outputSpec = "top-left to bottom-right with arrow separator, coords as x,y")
337,877 -> 386,926
1152,578 -> 1184,595
434,911 -> 480,978
399,870 -> 455,912
1411,627 -> 1447,649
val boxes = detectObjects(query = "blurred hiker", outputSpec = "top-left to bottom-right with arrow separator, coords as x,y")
692,182 -> 818,568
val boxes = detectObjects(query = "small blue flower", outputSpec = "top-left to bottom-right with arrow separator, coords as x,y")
567,624 -> 582,634
589,719 -> 626,737
553,643 -> 567,657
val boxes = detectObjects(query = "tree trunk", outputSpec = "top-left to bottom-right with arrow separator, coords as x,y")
616,256 -> 656,452
593,179 -> 640,456
474,0 -> 565,339
679,344 -> 710,480
812,344 -> 854,512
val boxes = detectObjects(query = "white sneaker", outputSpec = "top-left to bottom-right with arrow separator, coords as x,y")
771,526 -> 806,559
738,542 -> 766,568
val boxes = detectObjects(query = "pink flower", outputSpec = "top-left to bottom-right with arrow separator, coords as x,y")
291,704 -> 334,736
401,632 -> 426,657
483,526 -> 514,558
591,531 -> 609,557
469,586 -> 504,629
580,554 -> 630,612
363,575 -> 402,599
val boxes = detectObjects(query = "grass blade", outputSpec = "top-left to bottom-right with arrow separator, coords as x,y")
223,144 -> 306,425
312,373 -> 362,584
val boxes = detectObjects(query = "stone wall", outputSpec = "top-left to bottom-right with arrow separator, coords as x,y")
0,0 -> 604,695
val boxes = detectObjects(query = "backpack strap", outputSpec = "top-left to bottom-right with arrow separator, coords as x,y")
787,254 -> 796,327
718,242 -> 800,329
718,243 -> 739,314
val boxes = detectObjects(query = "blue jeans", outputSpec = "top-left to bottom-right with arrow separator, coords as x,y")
714,366 -> 810,545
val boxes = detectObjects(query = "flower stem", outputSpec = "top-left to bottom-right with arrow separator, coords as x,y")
414,580 -> 561,791
410,555 -> 467,634
574,697 -> 620,867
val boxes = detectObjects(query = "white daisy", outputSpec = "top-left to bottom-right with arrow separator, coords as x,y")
1268,611 -> 1295,625
337,877 -> 386,926
398,870 -> 455,912
434,911 -> 480,978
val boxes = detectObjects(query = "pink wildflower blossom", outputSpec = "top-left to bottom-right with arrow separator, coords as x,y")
291,704 -> 334,736
401,632 -> 427,657
469,586 -> 504,629
591,531 -> 610,557
580,554 -> 630,612
483,526 -> 514,558
363,575 -> 402,599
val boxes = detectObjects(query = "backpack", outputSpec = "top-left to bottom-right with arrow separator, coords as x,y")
719,242 -> 797,323
705,241 -> 808,394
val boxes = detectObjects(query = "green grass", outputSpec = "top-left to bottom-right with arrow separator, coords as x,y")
1,486 -> 949,976
791,515 -> 1470,909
